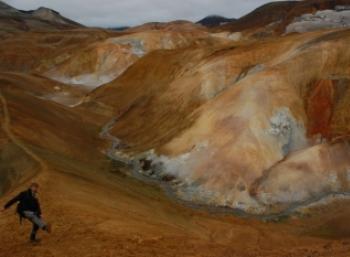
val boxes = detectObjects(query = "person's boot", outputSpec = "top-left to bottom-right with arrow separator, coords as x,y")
44,223 -> 52,233
30,233 -> 40,243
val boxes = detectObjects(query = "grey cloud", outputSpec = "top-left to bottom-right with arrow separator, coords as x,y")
4,0 -> 286,27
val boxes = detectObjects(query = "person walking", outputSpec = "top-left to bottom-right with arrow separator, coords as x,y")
1,182 -> 51,243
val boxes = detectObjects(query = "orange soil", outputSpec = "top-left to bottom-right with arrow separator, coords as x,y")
306,80 -> 335,140
2,166 -> 350,257
0,89 -> 350,257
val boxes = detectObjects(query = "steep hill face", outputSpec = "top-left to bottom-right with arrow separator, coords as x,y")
87,28 -> 350,215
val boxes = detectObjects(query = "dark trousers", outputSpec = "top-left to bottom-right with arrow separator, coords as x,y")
31,223 -> 40,240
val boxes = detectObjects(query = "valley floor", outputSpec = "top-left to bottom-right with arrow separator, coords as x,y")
1,154 -> 350,257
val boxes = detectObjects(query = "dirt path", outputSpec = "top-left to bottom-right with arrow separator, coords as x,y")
0,90 -> 48,173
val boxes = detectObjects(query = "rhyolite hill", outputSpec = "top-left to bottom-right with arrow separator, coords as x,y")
2,1 -> 350,256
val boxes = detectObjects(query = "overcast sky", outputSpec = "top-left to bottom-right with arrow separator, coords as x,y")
4,0 -> 287,27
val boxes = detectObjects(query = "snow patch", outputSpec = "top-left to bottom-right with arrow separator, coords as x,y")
286,9 -> 350,34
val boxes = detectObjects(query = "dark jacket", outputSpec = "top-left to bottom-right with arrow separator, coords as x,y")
4,189 -> 41,217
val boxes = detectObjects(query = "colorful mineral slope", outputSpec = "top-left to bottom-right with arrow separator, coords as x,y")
1,1 -> 350,256
87,28 -> 350,214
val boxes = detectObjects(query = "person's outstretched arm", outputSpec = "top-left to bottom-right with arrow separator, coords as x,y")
3,192 -> 23,211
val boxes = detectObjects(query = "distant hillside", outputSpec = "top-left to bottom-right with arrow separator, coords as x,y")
217,1 -> 298,32
197,15 -> 236,27
0,0 -> 83,36
216,0 -> 350,34
109,26 -> 130,31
